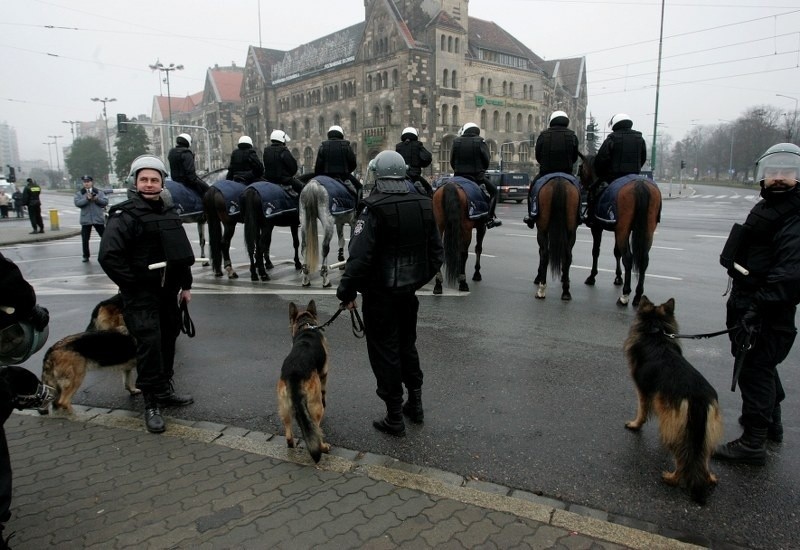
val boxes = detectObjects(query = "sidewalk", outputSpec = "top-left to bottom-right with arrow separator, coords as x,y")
0,217 -> 81,247
4,408 -> 701,549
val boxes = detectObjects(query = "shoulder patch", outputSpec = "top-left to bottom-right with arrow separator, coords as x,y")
353,219 -> 365,236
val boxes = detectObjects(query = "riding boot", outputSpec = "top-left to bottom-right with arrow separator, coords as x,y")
714,426 -> 768,465
402,388 -> 424,423
373,402 -> 406,436
486,195 -> 502,228
143,395 -> 166,434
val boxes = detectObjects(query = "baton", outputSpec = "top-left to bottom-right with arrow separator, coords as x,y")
731,329 -> 756,392
148,258 -> 208,270
733,262 -> 749,276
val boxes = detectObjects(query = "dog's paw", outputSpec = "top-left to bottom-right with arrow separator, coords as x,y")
127,388 -> 142,396
286,438 -> 296,449
321,443 -> 331,453
625,420 -> 643,431
709,473 -> 718,485
661,471 -> 679,486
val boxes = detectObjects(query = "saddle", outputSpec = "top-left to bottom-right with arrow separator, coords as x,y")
595,174 -> 655,224
164,179 -> 204,217
314,176 -> 357,216
248,181 -> 299,218
527,173 -> 580,220
448,176 -> 489,220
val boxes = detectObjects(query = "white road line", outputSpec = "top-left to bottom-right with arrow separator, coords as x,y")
571,265 -> 682,280
696,234 -> 727,239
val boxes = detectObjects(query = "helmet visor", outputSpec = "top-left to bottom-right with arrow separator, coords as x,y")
757,152 -> 800,183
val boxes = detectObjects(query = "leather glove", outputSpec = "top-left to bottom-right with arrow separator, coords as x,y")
740,308 -> 761,334
28,304 -> 49,331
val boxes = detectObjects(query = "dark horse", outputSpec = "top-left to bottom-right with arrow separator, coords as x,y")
203,171 -> 248,278
578,155 -> 662,307
530,173 -> 582,301
432,178 -> 487,294
240,181 -> 302,282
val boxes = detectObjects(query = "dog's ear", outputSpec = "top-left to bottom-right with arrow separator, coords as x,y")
307,300 -> 317,316
289,302 -> 298,322
638,295 -> 653,310
663,298 -> 675,316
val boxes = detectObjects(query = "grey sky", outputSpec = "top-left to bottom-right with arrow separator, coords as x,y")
2,0 -> 799,162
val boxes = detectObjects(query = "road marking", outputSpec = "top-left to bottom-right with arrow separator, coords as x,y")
571,265 -> 682,280
696,234 -> 727,239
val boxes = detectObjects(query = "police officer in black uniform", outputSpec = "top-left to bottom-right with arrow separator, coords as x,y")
337,150 -> 443,437
314,125 -> 362,197
714,143 -> 800,465
21,178 -> 44,234
225,136 -> 264,184
99,155 -> 195,435
168,133 -> 211,196
450,122 -> 501,228
395,126 -> 433,196
587,113 -> 647,225
263,130 -> 304,195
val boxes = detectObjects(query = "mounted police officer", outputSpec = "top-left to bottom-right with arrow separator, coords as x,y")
715,143 -> 800,465
262,130 -> 304,195
99,155 -> 195,435
395,126 -> 433,196
337,150 -> 443,437
225,136 -> 264,184
450,122 -> 501,228
587,114 -> 647,225
314,125 -> 362,198
168,133 -> 210,196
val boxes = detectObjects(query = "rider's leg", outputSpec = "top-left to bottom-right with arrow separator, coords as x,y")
484,179 -> 502,228
417,175 -> 433,197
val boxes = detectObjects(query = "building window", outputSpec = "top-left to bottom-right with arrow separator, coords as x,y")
503,81 -> 507,96
448,36 -> 453,52
523,84 -> 528,99
455,37 -> 460,53
392,69 -> 398,87
304,118 -> 310,139
367,75 -> 372,92
451,70 -> 457,89
519,142 -> 530,163
527,114 -> 534,133
509,82 -> 514,98
480,109 -> 487,129
441,35 -> 446,51
292,120 -> 297,138
441,105 -> 449,127
505,112 -> 511,132
385,105 -> 392,126
373,105 -> 381,125
502,143 -> 514,165
439,136 -> 453,174
382,71 -> 388,89
493,110 -> 499,131
480,77 -> 485,93
304,146 -> 314,173
452,105 -> 459,127
516,114 -> 523,132
318,116 -> 325,135
487,79 -> 493,95
334,112 -> 341,126
443,69 -> 449,88
350,110 -> 357,133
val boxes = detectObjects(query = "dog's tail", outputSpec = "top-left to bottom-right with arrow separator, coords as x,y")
681,398 -> 722,505
289,373 -> 325,463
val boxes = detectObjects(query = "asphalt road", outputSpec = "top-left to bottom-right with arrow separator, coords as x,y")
6,183 -> 798,549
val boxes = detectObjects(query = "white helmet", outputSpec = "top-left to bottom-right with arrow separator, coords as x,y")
608,113 -> 632,130
549,110 -> 569,125
238,136 -> 253,146
177,133 -> 192,146
270,130 -> 290,143
459,122 -> 479,136
129,155 -> 168,181
327,125 -> 344,138
401,127 -> 418,138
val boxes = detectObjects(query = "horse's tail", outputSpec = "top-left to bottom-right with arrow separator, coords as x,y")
547,179 -> 570,278
203,188 -> 223,270
442,184 -> 463,286
241,187 -> 260,261
630,181 -> 652,274
301,181 -> 320,273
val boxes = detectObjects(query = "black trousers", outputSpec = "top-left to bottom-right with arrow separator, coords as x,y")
362,290 -> 424,408
80,224 -> 105,259
0,427 -> 10,528
121,288 -> 181,395
28,205 -> 43,231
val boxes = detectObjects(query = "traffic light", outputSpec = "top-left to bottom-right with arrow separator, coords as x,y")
117,113 -> 128,133
586,123 -> 594,142
680,160 -> 686,169
6,166 -> 15,183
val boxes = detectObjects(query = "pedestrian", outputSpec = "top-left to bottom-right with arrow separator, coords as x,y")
73,175 -> 108,263
0,252 -> 52,548
0,191 -> 8,219
336,150 -> 443,436
395,126 -> 433,196
262,130 -> 305,195
98,155 -> 195,434
225,136 -> 264,184
11,188 -> 23,219
715,142 -> 800,465
450,122 -> 502,228
314,125 -> 362,198
21,179 -> 44,234
168,133 -> 210,196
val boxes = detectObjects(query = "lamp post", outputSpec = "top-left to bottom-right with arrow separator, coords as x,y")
42,141 -> 54,171
91,97 -> 117,183
719,119 -> 735,179
62,120 -> 78,142
149,61 -> 184,145
776,93 -> 798,141
47,135 -> 63,174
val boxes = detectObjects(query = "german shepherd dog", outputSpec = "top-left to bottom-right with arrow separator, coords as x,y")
277,300 -> 331,463
86,293 -> 127,333
624,296 -> 723,505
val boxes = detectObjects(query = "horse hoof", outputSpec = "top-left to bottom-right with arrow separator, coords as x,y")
265,262 -> 275,270
294,262 -> 303,270
617,296 -> 630,307
322,280 -> 332,288
251,274 -> 259,282
458,282 -> 470,292
561,292 -> 572,301
614,277 -> 623,286
472,272 -> 482,282
228,272 -> 239,279
584,277 -> 596,286
214,271 -> 224,278
202,261 -> 210,267
433,283 -> 443,295
632,295 -> 642,307
302,281 -> 311,287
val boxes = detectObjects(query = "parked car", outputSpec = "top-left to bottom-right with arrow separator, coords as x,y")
103,189 -> 130,222
486,171 -> 530,203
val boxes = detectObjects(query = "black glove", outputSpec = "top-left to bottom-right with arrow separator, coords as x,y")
28,304 -> 49,331
740,308 -> 761,334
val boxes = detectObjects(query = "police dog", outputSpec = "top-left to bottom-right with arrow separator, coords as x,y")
277,300 -> 331,463
624,296 -> 723,505
86,293 -> 127,334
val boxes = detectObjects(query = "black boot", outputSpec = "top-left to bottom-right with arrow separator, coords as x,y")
144,397 -> 166,434
155,382 -> 194,407
402,388 -> 424,424
373,403 -> 406,436
739,404 -> 783,443
714,426 -> 768,465
486,195 -> 502,228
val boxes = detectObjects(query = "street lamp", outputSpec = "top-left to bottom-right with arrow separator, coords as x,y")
776,93 -> 798,141
719,119 -> 735,179
91,97 -> 117,183
41,141 -> 54,171
62,120 -> 78,142
47,135 -> 63,174
149,61 -> 184,145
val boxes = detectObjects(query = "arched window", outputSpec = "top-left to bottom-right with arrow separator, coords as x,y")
376,73 -> 382,89
448,36 -> 453,52
439,136 -> 454,174
516,114 -> 523,132
350,110 -> 358,133
334,112 -> 341,126
519,142 -> 530,163
441,104 -> 449,127
291,120 -> 297,138
527,114 -> 534,133
480,109 -> 487,129
367,75 -> 372,92
492,110 -> 499,131
304,118 -> 310,139
502,143 -> 514,165
441,35 -> 446,51
505,112 -> 511,132
443,69 -> 449,88
455,37 -> 460,53
382,71 -> 388,89
392,69 -> 398,87
480,77 -> 485,93
487,79 -> 493,95
385,104 -> 392,126
509,82 -> 514,98
502,81 -> 507,96
451,70 -> 457,89
523,84 -> 528,99
452,106 -> 459,127
373,105 -> 381,125
318,116 -> 325,136
304,147 -> 314,173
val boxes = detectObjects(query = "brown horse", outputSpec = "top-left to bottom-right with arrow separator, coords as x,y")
432,179 -> 487,294
578,155 -> 661,307
530,175 -> 582,300
203,172 -> 248,278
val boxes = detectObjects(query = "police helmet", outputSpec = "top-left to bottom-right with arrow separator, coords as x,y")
371,151 -> 407,180
270,130 -> 290,143
755,143 -> 800,185
327,125 -> 344,139
0,321 -> 49,365
129,155 -> 168,182
608,113 -> 633,131
401,127 -> 418,141
549,110 -> 569,127
459,122 -> 479,136
238,136 -> 253,146
177,133 -> 192,146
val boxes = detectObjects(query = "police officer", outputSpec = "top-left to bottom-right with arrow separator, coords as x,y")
99,155 -> 195,434
21,178 -> 44,234
450,122 -> 501,228
337,150 -> 443,436
314,125 -> 362,197
168,133 -> 210,196
262,130 -> 304,195
587,114 -> 647,225
74,175 -> 108,263
714,143 -> 800,465
225,136 -> 264,184
395,126 -> 433,196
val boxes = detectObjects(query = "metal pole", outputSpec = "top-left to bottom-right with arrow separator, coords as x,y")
42,142 -> 54,171
150,62 -> 184,148
47,135 -> 63,173
729,126 -> 735,178
650,0 -> 666,175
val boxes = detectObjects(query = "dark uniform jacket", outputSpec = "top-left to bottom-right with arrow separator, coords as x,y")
337,182 -> 443,301
263,143 -> 299,185
168,146 -> 205,189
21,182 -> 41,207
396,140 -> 432,180
595,129 -> 647,182
315,138 -> 357,180
535,126 -> 580,176
450,129 -> 490,182
99,194 -> 193,294
226,144 -> 264,184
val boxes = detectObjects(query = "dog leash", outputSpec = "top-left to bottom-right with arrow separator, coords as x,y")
317,306 -> 365,338
663,327 -> 733,340
178,300 -> 196,338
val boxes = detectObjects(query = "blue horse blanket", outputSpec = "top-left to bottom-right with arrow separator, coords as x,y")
164,179 -> 204,217
595,174 -> 655,224
214,179 -> 248,217
315,175 -> 357,216
446,176 -> 489,220
249,181 -> 298,219
527,172 -> 580,219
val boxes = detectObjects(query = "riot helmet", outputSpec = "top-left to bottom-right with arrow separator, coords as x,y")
459,122 -> 479,137
608,113 -> 633,131
0,321 -> 49,365
129,155 -> 168,182
371,151 -> 407,180
755,143 -> 800,186
549,110 -> 569,127
177,133 -> 192,146
270,130 -> 290,143
401,127 -> 418,141
238,136 -> 253,146
327,125 -> 344,139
